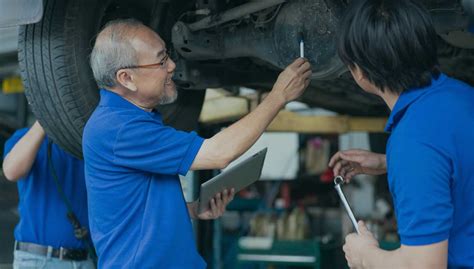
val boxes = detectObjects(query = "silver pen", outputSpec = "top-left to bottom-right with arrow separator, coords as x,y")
334,176 -> 360,234
298,32 -> 304,58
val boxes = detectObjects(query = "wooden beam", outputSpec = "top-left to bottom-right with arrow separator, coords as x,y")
348,117 -> 388,133
267,110 -> 387,133
199,91 -> 387,133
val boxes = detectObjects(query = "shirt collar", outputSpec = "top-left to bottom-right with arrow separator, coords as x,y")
384,73 -> 447,132
99,89 -> 163,121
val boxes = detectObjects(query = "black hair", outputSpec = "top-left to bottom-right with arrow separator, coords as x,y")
338,0 -> 440,94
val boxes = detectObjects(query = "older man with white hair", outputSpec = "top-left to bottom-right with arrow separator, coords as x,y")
83,18 -> 311,268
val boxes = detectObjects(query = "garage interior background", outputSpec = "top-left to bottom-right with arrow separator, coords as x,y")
0,24 -> 401,269
1,1 -> 473,266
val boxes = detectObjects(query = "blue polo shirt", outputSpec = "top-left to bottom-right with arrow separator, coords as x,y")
3,129 -> 88,249
83,89 -> 206,268
385,74 -> 474,266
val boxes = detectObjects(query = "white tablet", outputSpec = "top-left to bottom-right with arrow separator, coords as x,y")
198,148 -> 267,213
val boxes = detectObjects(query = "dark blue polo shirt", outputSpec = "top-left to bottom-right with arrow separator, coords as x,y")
83,89 -> 205,268
385,74 -> 474,266
3,129 -> 88,249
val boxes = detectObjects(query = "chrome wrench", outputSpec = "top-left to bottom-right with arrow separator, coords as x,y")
334,176 -> 360,234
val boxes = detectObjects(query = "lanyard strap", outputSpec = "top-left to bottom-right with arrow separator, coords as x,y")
46,141 -> 97,264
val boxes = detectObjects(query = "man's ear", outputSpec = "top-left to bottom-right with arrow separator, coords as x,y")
348,64 -> 383,94
349,64 -> 365,83
116,69 -> 138,92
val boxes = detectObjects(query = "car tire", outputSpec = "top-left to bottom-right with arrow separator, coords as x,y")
18,0 -> 204,158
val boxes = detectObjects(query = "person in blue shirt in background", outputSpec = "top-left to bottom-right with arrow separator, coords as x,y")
84,19 -> 311,268
3,121 -> 94,269
328,0 -> 474,268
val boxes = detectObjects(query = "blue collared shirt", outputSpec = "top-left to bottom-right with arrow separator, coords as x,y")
3,129 -> 88,249
83,89 -> 205,268
385,74 -> 474,266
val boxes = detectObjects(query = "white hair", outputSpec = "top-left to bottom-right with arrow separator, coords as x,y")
90,19 -> 143,88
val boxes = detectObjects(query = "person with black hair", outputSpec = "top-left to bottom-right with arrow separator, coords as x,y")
328,0 -> 474,268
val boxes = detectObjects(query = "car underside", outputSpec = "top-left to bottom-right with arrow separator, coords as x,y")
162,0 -> 474,115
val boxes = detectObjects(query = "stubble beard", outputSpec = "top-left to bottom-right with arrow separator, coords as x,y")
159,83 -> 178,105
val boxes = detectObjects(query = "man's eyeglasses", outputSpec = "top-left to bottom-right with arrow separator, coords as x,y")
117,51 -> 170,73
